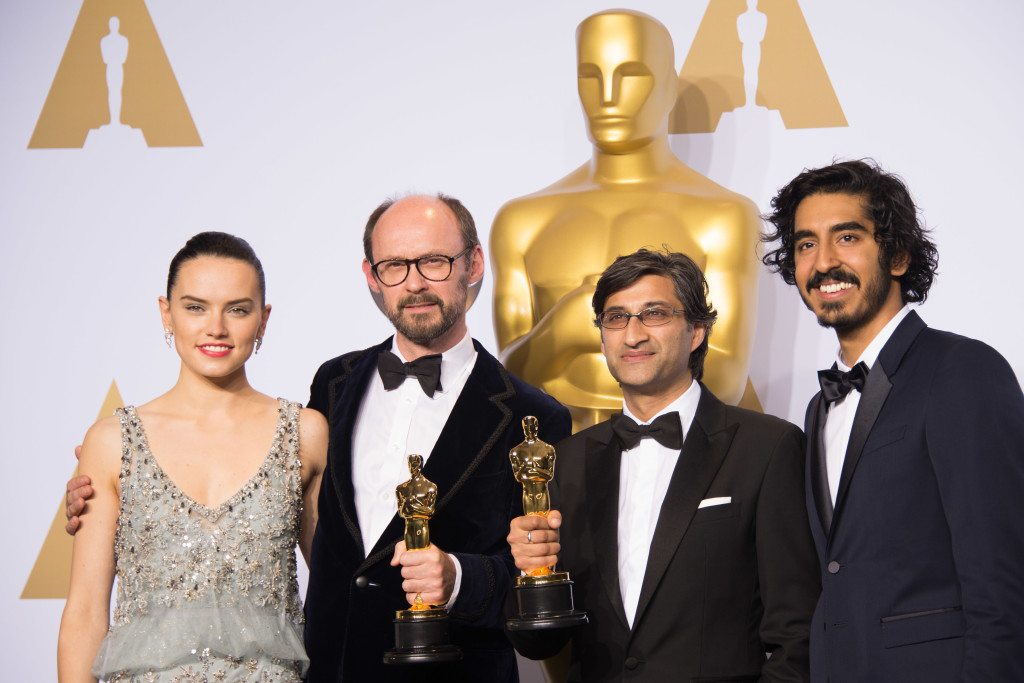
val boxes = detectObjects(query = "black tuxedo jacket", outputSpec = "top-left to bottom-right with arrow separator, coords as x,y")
303,338 -> 571,682
511,385 -> 819,682
804,311 -> 1024,682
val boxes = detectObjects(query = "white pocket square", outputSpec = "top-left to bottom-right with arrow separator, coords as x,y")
698,496 -> 731,509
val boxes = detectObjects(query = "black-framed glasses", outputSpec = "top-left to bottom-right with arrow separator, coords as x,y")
594,307 -> 685,330
370,246 -> 473,286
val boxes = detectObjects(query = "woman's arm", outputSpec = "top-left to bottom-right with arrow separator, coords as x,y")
297,407 -> 328,567
57,418 -> 121,683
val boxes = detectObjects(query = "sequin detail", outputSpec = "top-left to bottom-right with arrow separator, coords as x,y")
92,399 -> 308,681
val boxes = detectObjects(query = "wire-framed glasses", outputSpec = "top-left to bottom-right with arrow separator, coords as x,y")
594,307 -> 685,329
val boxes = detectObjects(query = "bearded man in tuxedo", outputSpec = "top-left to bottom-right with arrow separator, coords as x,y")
763,159 -> 1024,681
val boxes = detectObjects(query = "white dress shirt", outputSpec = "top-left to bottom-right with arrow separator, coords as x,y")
823,304 -> 913,503
351,331 -> 477,604
617,381 -> 701,627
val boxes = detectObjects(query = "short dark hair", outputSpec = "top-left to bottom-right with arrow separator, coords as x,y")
593,248 -> 718,381
167,231 -> 266,303
363,193 -> 480,263
762,159 -> 938,303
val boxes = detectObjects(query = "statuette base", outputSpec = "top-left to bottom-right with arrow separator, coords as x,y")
384,606 -> 462,665
506,577 -> 589,631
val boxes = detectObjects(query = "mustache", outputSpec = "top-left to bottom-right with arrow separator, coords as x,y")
399,293 -> 444,310
806,268 -> 860,292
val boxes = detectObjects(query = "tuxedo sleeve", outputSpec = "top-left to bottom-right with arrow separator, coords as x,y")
449,400 -> 572,630
926,339 -> 1024,680
307,362 -> 330,416
755,423 -> 819,682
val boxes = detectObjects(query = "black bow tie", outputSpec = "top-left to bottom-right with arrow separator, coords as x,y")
818,361 -> 869,405
610,411 -> 683,450
377,351 -> 443,397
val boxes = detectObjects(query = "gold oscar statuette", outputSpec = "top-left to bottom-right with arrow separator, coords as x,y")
506,417 -> 588,631
383,455 -> 462,665
491,9 -> 763,431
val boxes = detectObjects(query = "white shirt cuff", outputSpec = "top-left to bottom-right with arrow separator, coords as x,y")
445,553 -> 463,610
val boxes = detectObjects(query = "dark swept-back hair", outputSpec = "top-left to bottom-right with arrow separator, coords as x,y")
167,231 -> 266,303
762,159 -> 939,303
362,193 -> 479,263
593,248 -> 718,381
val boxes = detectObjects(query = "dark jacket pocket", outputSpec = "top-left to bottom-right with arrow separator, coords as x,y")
692,502 -> 740,523
881,606 -> 964,648
864,424 -> 906,454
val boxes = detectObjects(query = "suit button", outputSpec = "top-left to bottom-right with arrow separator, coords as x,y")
355,575 -> 369,588
827,560 -> 841,574
624,657 -> 640,670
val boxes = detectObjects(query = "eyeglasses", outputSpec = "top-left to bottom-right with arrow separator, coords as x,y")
370,246 -> 473,287
594,307 -> 685,330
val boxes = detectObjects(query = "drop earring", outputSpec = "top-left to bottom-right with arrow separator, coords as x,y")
164,329 -> 173,348
255,337 -> 263,354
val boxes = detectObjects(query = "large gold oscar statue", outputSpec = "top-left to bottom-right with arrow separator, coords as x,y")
491,9 -> 761,430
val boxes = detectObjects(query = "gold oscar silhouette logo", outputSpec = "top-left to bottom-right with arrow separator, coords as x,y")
671,0 -> 846,133
21,380 -> 123,599
28,0 -> 201,149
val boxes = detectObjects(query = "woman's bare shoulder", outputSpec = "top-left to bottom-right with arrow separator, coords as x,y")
297,407 -> 328,469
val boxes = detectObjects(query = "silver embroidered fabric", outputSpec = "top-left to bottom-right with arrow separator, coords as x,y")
92,399 -> 308,682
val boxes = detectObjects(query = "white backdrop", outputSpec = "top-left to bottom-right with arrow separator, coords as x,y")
2,2 -> 1022,680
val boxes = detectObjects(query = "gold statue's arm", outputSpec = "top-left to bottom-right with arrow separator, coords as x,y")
491,204 -> 537,353
699,201 -> 760,405
499,279 -> 601,389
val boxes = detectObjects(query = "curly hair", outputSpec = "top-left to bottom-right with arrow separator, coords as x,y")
593,248 -> 718,381
762,159 -> 938,303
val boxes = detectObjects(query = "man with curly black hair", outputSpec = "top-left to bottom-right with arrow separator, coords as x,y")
764,159 -> 1024,682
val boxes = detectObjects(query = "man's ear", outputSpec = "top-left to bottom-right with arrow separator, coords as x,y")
690,324 -> 707,353
362,259 -> 382,293
890,250 -> 910,277
468,244 -> 485,285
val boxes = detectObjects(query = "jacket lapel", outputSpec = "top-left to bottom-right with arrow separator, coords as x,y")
584,423 -> 629,631
632,387 -> 734,630
830,311 -> 926,541
807,393 -> 833,537
361,342 -> 515,567
325,340 -> 390,558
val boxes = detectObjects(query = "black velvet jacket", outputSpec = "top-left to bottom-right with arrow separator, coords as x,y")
304,338 -> 571,682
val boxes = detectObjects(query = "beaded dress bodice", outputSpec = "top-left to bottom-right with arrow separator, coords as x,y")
92,399 -> 308,682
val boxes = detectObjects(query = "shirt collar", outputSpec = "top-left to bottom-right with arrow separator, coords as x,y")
837,303 -> 914,371
622,379 -> 702,438
393,330 -> 476,395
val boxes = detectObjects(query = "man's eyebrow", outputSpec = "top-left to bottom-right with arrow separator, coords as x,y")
793,222 -> 870,241
604,300 -> 674,311
830,221 -> 870,234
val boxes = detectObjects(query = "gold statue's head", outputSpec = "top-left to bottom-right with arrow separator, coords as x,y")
575,10 -> 678,154
408,453 -> 424,474
521,415 -> 539,439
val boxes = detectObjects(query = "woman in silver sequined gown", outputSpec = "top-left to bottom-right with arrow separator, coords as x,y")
58,233 -> 328,682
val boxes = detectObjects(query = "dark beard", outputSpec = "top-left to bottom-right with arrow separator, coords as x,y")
386,277 -> 468,346
802,265 -> 891,333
